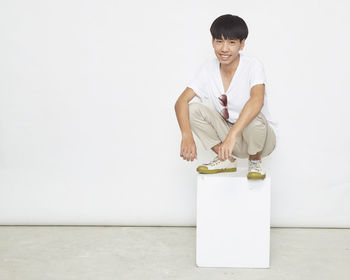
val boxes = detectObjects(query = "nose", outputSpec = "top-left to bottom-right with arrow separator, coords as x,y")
222,41 -> 229,51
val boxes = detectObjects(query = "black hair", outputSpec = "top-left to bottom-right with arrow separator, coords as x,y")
210,14 -> 248,42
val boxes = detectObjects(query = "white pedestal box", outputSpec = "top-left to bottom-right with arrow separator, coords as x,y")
196,170 -> 271,268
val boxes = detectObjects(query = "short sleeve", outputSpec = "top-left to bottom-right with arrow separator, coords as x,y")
249,59 -> 267,90
187,62 -> 210,101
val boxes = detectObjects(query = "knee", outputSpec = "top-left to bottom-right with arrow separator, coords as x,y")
243,113 -> 266,134
188,102 -> 205,123
189,102 -> 203,113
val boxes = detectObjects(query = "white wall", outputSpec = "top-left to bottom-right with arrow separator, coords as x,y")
0,0 -> 349,227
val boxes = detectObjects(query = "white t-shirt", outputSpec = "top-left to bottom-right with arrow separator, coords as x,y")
187,52 -> 278,140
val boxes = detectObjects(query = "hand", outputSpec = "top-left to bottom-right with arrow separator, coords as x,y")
180,135 -> 197,161
218,134 -> 236,161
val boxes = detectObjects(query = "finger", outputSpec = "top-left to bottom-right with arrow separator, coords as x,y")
180,148 -> 185,159
186,149 -> 191,161
229,152 -> 233,160
229,149 -> 233,160
181,146 -> 186,156
191,149 -> 195,161
182,148 -> 187,160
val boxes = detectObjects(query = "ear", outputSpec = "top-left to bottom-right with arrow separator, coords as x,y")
240,39 -> 246,50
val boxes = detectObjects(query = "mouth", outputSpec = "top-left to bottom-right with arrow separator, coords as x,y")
219,54 -> 231,60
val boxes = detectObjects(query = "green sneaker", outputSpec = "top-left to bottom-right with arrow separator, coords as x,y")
247,159 -> 266,180
196,155 -> 237,174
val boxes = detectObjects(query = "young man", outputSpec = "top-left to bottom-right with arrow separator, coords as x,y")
174,14 -> 278,179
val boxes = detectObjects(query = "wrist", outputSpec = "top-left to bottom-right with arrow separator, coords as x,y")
182,131 -> 193,139
228,130 -> 239,139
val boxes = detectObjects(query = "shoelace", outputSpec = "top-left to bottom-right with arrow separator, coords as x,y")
206,156 -> 235,166
206,156 -> 221,166
249,160 -> 262,172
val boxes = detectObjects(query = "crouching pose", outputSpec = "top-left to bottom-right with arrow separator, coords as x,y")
174,14 -> 278,179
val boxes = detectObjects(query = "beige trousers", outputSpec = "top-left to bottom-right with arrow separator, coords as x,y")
188,102 -> 276,158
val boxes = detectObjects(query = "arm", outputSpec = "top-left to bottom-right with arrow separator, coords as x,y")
174,87 -> 198,161
218,84 -> 265,161
228,84 -> 265,138
174,87 -> 197,138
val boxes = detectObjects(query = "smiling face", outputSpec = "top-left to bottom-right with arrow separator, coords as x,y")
212,35 -> 245,67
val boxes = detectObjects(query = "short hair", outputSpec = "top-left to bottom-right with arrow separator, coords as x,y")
210,14 -> 249,42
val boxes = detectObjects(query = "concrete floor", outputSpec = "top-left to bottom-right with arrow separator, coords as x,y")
0,227 -> 349,280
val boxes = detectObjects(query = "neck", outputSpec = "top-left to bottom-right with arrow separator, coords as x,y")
220,53 -> 240,74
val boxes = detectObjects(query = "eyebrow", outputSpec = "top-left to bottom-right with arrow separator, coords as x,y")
216,38 -> 237,41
